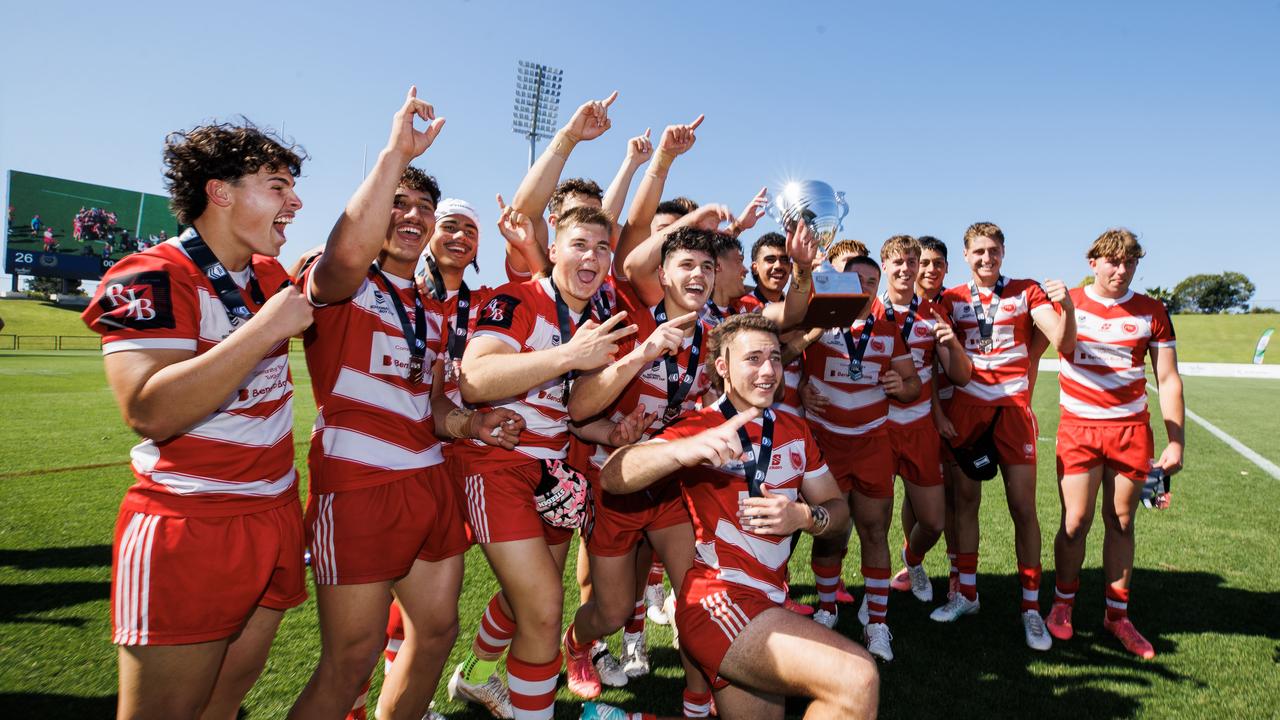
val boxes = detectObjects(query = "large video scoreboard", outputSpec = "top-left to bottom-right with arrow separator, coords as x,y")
5,170 -> 180,281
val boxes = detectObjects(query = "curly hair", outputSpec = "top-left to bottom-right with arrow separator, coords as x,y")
660,226 -> 718,264
548,177 -> 604,216
399,166 -> 441,206
163,120 -> 306,224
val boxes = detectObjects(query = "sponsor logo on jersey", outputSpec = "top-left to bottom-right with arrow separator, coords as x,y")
871,339 -> 885,353
1001,303 -> 1016,313
1123,322 -> 1138,334
478,294 -> 519,330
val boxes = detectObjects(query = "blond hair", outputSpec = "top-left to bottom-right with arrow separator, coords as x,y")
1086,228 -> 1146,261
879,235 -> 921,262
963,222 -> 1004,248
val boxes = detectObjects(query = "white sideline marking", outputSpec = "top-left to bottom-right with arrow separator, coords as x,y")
1040,359 -> 1280,380
1145,382 -> 1280,480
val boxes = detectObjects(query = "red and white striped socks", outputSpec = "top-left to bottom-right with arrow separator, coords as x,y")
1018,563 -> 1042,612
625,599 -> 646,635
1105,584 -> 1130,622
956,552 -> 978,601
1053,578 -> 1079,609
812,562 -> 842,613
507,652 -> 561,720
862,566 -> 890,623
683,689 -> 713,717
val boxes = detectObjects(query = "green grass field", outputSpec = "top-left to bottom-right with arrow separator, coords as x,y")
1,302 -> 1279,718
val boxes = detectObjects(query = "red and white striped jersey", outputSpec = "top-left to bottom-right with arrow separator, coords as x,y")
301,263 -> 445,494
1059,286 -> 1175,424
941,277 -> 1053,407
653,403 -> 828,603
802,316 -> 909,436
880,295 -> 948,429
778,354 -> 804,417
454,277 -> 593,472
81,240 -> 296,517
587,280 -> 715,469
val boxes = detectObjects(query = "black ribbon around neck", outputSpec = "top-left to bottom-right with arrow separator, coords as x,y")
180,228 -> 265,327
718,398 -> 774,498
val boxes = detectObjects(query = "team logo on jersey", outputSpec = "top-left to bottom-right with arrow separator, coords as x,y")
1001,303 -> 1016,314
1123,322 -> 1138,335
478,294 -> 519,330
94,270 -> 175,331
790,449 -> 802,470
914,325 -> 930,337
871,339 -> 885,353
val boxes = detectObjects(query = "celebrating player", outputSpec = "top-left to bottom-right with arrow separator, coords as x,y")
83,120 -> 312,719
1047,228 -> 1184,659
597,313 -> 877,720
288,89 -> 523,720
932,222 -> 1075,652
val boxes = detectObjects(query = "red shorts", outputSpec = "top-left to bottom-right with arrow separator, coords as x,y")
947,402 -> 1039,467
587,476 -> 689,557
809,425 -> 895,498
1056,422 -> 1154,483
305,465 -> 468,585
888,423 -> 943,487
110,499 -> 306,646
461,461 -> 574,545
675,567 -> 779,689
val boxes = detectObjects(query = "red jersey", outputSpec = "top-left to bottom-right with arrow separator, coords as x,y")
586,281 -> 715,469
301,263 -> 445,494
454,277 -> 596,471
82,239 -> 296,517
802,315 -> 910,436
653,402 -> 828,603
701,293 -> 764,328
1059,286 -> 1175,424
941,277 -> 1052,407
880,295 -> 948,428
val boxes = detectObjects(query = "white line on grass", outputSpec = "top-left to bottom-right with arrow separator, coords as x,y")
1146,382 -> 1280,480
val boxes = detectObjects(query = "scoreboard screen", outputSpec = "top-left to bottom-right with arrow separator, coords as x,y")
5,170 -> 180,281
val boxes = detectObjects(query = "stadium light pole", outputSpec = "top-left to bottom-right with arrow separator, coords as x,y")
512,61 -> 563,169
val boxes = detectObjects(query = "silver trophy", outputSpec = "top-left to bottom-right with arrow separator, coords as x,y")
767,180 -> 868,327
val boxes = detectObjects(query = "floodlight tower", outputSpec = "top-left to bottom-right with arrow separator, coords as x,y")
512,61 -> 563,168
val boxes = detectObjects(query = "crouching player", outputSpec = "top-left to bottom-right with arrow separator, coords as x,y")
1048,228 -> 1184,658
83,121 -> 313,718
591,313 -> 878,720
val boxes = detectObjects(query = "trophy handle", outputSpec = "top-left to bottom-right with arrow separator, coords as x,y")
765,189 -> 786,225
835,191 -> 849,231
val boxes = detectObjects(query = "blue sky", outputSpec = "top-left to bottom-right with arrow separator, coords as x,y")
3,1 -> 1277,305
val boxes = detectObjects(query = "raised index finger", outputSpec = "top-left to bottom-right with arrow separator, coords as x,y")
719,406 -> 760,434
602,90 -> 619,107
594,310 -> 630,332
687,114 -> 705,130
665,311 -> 699,328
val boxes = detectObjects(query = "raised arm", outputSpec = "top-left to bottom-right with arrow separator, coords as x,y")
1030,280 -> 1077,356
600,129 -> 652,242
623,204 -> 734,305
309,87 -> 445,304
506,91 -> 618,277
567,311 -> 696,421
1151,343 -> 1186,475
600,408 -> 759,494
459,312 -> 636,404
761,220 -> 817,331
613,115 -> 704,274
495,194 -> 550,279
103,288 -> 313,441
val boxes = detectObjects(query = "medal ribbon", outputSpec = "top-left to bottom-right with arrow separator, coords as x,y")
968,276 -> 1007,350
717,397 -> 775,498
550,278 -> 587,402
371,263 -> 427,383
653,299 -> 702,419
179,228 -> 265,326
841,318 -> 876,380
880,293 -> 920,345
422,254 -> 471,363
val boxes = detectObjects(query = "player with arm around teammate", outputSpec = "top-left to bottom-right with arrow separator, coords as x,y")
82,120 -> 312,720
932,221 -> 1076,652
1046,228 -> 1184,659
591,313 -> 877,720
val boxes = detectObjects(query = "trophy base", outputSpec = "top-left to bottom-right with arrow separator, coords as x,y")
801,293 -> 872,329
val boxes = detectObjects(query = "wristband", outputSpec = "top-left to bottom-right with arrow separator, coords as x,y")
444,408 -> 475,438
651,150 -> 676,173
550,132 -> 579,157
807,503 -> 831,536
